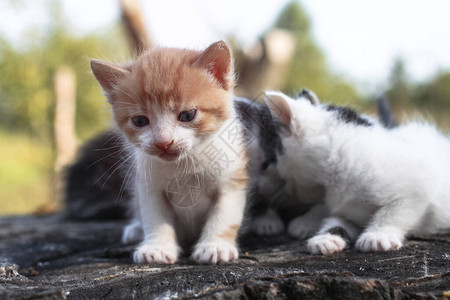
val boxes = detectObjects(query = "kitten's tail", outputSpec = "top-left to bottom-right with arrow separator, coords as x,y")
377,95 -> 397,129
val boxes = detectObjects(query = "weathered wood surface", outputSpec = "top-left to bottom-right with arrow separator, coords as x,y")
1,215 -> 449,299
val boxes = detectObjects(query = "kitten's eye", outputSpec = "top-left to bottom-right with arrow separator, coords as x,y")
131,115 -> 149,127
178,109 -> 197,122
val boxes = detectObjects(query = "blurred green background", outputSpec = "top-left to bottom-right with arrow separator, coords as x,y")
1,1 -> 449,215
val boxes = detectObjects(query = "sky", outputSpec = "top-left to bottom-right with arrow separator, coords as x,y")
1,0 -> 450,95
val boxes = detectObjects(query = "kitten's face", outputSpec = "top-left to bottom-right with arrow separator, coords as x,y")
264,91 -> 319,195
91,41 -> 234,162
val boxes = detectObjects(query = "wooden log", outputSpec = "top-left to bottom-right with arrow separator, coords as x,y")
1,214 -> 449,299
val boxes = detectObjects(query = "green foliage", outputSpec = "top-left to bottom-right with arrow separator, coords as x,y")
372,59 -> 450,131
384,57 -> 450,110
273,1 -> 360,105
385,58 -> 412,106
415,72 -> 450,109
0,11 -> 128,141
0,3 -> 129,215
275,1 -> 311,35
1,1 -> 449,216
275,1 -> 450,130
0,130 -> 52,215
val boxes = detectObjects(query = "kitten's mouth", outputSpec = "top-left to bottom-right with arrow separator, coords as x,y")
158,151 -> 181,161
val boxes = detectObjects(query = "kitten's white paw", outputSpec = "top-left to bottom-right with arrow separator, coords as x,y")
133,243 -> 178,264
252,215 -> 285,236
356,231 -> 403,252
191,241 -> 238,264
287,216 -> 319,240
121,222 -> 143,244
307,233 -> 346,255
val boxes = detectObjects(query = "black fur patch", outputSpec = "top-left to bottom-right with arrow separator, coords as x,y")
377,95 -> 397,129
325,226 -> 352,243
234,97 -> 284,170
297,89 -> 317,105
64,131 -> 132,220
325,105 -> 372,127
261,158 -> 274,171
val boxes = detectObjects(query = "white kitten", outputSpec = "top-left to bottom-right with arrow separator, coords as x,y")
235,97 -> 321,237
265,91 -> 450,255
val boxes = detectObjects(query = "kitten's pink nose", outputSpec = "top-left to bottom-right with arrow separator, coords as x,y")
154,140 -> 174,152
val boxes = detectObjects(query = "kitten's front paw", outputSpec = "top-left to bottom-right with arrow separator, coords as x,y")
133,243 -> 178,264
191,241 -> 238,264
356,231 -> 403,252
252,215 -> 285,236
307,233 -> 346,255
122,221 -> 143,244
287,216 -> 320,240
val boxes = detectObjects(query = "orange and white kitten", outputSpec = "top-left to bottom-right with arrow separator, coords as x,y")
90,41 -> 248,264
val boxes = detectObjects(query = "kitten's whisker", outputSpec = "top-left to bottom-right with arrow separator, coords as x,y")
113,101 -> 137,105
142,152 -> 150,196
146,152 -> 154,185
100,153 -> 134,190
94,151 -> 132,186
92,143 -> 131,156
116,156 -> 137,206
114,88 -> 138,100
87,145 -> 132,169
111,106 -> 139,111
93,144 -> 122,151
96,132 -> 124,148
191,154 -> 202,193
192,146 -> 204,174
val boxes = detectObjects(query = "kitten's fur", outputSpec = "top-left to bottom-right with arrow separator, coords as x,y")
90,41 -> 248,264
377,95 -> 397,129
64,130 -> 132,220
235,96 -> 322,237
242,91 -> 395,239
265,91 -> 450,255
63,92 -> 395,243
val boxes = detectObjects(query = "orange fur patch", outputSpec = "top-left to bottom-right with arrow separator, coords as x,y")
218,224 -> 240,242
230,142 -> 249,190
231,160 -> 249,190
104,46 -> 234,141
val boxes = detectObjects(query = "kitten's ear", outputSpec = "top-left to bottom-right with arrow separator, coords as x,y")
193,41 -> 233,90
90,60 -> 130,93
264,91 -> 295,131
298,89 -> 320,106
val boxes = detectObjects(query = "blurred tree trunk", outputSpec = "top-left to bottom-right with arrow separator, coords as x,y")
53,66 -> 77,208
119,0 -> 153,55
235,29 -> 295,99
119,0 -> 293,98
